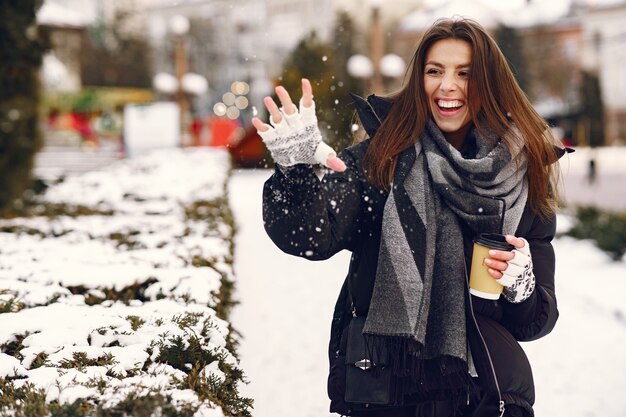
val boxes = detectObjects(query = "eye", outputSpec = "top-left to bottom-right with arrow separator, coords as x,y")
458,70 -> 470,78
425,67 -> 440,75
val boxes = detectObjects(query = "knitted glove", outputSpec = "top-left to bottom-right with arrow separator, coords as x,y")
496,238 -> 536,303
257,99 -> 336,168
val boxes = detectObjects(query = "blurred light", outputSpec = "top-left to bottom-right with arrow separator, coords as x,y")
153,72 -> 178,94
169,15 -> 190,35
213,102 -> 227,116
223,92 -> 236,105
250,78 -> 273,97
7,109 -> 20,121
226,106 -> 240,119
351,124 -> 359,132
380,54 -> 406,78
42,53 -> 70,90
231,81 -> 250,95
181,72 -> 208,95
347,54 -> 374,79
235,96 -> 249,110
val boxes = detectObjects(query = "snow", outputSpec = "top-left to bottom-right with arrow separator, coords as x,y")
0,148 -> 239,416
230,169 -> 347,417
229,162 -> 626,417
559,147 -> 626,211
0,353 -> 28,378
37,1 -> 93,27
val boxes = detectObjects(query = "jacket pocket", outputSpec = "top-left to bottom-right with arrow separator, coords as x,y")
328,354 -> 352,414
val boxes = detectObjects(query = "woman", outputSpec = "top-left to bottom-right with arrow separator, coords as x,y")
253,18 -> 566,417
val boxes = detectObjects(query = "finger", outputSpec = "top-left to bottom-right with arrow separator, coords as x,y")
502,262 -> 525,277
495,273 -> 516,287
483,258 -> 508,272
301,78 -> 314,108
251,117 -> 270,132
299,79 -> 317,126
327,155 -> 347,172
314,142 -> 337,169
505,235 -> 526,249
488,249 -> 515,262
283,110 -> 304,131
487,268 -> 503,280
299,98 -> 317,126
275,86 -> 297,115
257,128 -> 278,143
264,96 -> 282,125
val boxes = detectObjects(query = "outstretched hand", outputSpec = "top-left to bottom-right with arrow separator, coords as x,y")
252,78 -> 346,172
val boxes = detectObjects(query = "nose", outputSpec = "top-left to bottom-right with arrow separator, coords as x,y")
439,73 -> 457,92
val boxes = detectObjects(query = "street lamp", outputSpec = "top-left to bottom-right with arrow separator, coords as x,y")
171,15 -> 190,144
346,1 -> 406,93
369,0 -> 384,94
152,15 -> 208,145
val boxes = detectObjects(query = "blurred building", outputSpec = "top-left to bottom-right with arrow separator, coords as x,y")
142,0 -> 339,120
37,1 -> 90,92
336,0 -> 424,52
581,2 -> 626,145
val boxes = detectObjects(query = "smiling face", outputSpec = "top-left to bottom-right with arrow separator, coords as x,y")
423,38 -> 474,149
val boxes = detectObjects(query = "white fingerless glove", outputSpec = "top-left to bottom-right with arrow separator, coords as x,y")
496,238 -> 536,303
257,99 -> 336,168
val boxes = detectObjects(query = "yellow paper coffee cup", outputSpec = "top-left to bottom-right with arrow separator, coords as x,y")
469,233 -> 514,299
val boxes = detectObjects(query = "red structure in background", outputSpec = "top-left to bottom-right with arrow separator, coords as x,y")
47,110 -> 98,146
229,126 -> 265,168
210,117 -> 238,148
191,116 -> 265,168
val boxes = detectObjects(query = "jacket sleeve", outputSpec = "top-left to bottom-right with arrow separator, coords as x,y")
501,211 -> 559,341
262,144 -> 368,260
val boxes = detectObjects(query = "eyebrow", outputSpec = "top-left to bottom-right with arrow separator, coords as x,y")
425,61 -> 471,69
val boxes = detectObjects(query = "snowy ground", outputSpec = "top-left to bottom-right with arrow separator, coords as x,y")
0,149 -> 248,416
560,147 -> 626,212
229,160 -> 626,417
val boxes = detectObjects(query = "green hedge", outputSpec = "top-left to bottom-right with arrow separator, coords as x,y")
564,206 -> 626,261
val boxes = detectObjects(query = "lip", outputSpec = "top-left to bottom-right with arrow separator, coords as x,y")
433,99 -> 465,117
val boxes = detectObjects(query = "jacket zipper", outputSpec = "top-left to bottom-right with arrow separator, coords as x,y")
464,261 -> 505,417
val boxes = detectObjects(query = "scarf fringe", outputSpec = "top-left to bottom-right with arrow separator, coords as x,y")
364,334 -> 474,404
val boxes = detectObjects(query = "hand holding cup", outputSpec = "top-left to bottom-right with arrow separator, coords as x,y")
471,234 -> 536,303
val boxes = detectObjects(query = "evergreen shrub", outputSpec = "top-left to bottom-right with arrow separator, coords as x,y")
565,206 -> 626,261
0,1 -> 47,214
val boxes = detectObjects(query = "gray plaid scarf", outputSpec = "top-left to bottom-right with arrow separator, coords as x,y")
363,120 -> 528,393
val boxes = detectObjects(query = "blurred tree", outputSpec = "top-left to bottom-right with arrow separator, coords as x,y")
494,24 -> 529,93
580,71 -> 605,147
81,7 -> 152,88
522,26 -> 578,103
0,0 -> 48,214
279,12 -> 361,154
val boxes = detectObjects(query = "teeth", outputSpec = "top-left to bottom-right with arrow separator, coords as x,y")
437,100 -> 463,108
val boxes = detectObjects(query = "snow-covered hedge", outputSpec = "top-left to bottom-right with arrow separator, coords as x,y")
0,149 -> 252,416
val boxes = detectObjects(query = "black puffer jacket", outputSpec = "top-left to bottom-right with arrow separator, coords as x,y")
262,97 -> 561,417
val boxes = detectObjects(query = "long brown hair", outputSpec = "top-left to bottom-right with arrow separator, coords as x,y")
363,17 -> 560,217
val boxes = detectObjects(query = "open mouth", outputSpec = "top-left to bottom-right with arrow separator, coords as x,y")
436,99 -> 464,114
